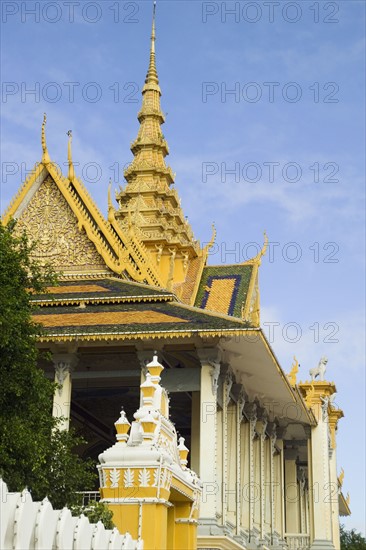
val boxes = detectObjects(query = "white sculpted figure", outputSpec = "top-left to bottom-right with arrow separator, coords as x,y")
309,356 -> 328,381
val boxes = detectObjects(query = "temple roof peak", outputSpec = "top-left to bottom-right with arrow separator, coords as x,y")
145,1 -> 158,85
41,113 -> 51,165
67,130 -> 75,182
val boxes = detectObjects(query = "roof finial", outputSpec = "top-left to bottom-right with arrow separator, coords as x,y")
67,130 -> 75,182
41,113 -> 51,164
249,231 -> 268,266
146,0 -> 158,84
204,222 -> 217,254
108,178 -> 115,219
152,1 -> 156,50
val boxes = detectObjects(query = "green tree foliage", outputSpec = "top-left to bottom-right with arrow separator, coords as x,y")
0,221 -> 96,509
340,525 -> 366,549
71,500 -> 115,530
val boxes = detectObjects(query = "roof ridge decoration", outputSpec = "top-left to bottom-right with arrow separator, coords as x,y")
41,113 -> 51,165
67,130 -> 75,182
243,230 -> 268,267
241,231 -> 268,325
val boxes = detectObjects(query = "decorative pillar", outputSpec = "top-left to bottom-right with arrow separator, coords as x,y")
299,468 -> 306,533
52,352 -> 78,431
196,349 -> 220,523
328,405 -> 344,548
240,418 -> 250,534
221,368 -> 233,527
284,454 -> 300,534
190,391 -> 200,473
268,423 -> 277,544
275,427 -> 286,542
236,391 -> 245,536
299,381 -> 337,550
244,402 -> 257,541
257,411 -> 268,541
305,485 -> 310,535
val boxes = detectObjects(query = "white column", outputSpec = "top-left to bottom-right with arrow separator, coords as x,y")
278,438 -> 286,540
284,457 -> 300,533
216,408 -> 223,520
299,469 -> 306,533
258,418 -> 268,540
221,374 -> 228,526
328,410 -> 343,549
197,349 -> 220,521
269,425 -> 277,544
329,449 -> 340,546
305,486 -> 310,536
240,420 -> 250,532
308,437 -> 315,543
52,353 -> 77,431
309,400 -> 335,550
244,402 -> 257,542
226,402 -> 238,523
222,369 -> 235,527
273,445 -> 284,545
190,391 -> 200,473
236,393 -> 245,535
253,435 -> 261,533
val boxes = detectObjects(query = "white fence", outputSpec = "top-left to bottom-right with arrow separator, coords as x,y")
0,479 -> 143,550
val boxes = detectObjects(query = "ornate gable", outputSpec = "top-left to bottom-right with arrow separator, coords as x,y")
14,174 -> 107,275
2,116 -> 164,287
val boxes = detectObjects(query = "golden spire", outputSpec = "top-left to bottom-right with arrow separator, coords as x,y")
114,1 -> 201,289
125,0 -> 167,175
116,2 -> 199,254
145,1 -> 158,85
41,113 -> 50,164
67,130 -> 75,182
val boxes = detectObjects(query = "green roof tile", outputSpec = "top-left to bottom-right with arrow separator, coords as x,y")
194,265 -> 253,318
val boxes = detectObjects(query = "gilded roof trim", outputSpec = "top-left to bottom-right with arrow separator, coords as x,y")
34,295 -> 176,307
37,327 -> 259,343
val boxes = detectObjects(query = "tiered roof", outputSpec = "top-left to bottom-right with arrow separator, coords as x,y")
2,4 -> 266,328
31,278 -> 250,343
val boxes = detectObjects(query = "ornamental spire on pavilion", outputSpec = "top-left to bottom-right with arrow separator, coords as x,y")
114,2 -> 204,291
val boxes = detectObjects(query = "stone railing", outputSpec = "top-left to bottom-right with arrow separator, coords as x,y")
0,479 -> 143,550
285,533 -> 311,550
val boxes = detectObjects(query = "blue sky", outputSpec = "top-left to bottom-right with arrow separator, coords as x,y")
1,0 -> 365,534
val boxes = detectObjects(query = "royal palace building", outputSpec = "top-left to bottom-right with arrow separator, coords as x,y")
2,4 -> 350,550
